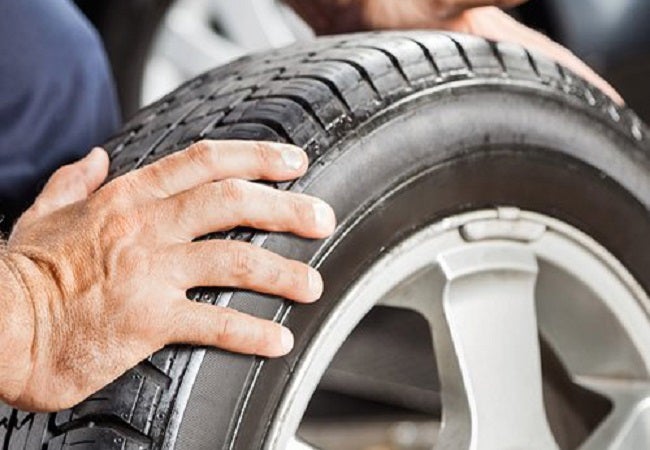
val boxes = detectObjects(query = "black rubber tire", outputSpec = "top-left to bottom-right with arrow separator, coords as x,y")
1,31 -> 649,450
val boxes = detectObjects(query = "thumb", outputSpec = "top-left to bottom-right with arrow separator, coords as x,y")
30,147 -> 109,218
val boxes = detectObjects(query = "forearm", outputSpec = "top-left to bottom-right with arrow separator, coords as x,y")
283,0 -> 366,34
0,250 -> 35,405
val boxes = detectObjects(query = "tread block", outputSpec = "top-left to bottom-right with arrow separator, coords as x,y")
223,98 -> 328,148
282,61 -> 380,117
343,36 -> 438,85
189,90 -> 254,118
0,409 -> 39,450
251,79 -> 349,130
496,41 -> 539,80
56,374 -> 143,431
47,426 -> 149,450
148,349 -> 176,375
310,47 -> 408,98
108,130 -> 170,179
210,70 -> 283,96
205,123 -> 285,143
527,49 -> 562,83
409,33 -> 472,75
136,100 -> 201,137
146,112 -> 225,158
443,32 -> 503,75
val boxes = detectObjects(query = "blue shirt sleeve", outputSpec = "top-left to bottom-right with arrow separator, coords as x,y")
0,0 -> 121,228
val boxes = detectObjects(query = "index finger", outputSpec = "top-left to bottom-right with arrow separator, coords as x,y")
126,140 -> 309,198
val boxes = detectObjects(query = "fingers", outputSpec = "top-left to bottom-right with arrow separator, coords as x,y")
131,140 -> 309,198
160,179 -> 336,240
454,7 -> 624,104
169,302 -> 294,357
434,0 -> 527,18
29,148 -> 109,218
164,240 -> 324,302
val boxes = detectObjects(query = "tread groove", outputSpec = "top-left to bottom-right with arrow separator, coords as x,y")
354,44 -> 412,86
488,41 -> 507,73
405,37 -> 441,77
136,360 -> 172,390
524,49 -> 541,78
55,417 -> 151,446
279,75 -> 353,113
2,410 -> 16,450
254,94 -> 329,130
314,58 -> 382,98
446,35 -> 474,71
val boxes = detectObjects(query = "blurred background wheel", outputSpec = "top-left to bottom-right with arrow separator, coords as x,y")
75,0 -> 312,117
141,0 -> 312,106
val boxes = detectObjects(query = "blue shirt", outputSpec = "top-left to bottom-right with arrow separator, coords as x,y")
0,0 -> 120,228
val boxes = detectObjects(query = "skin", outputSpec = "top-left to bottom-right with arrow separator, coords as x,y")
0,141 -> 335,412
285,0 -> 623,104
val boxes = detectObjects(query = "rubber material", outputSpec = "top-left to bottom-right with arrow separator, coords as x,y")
1,31 -> 649,449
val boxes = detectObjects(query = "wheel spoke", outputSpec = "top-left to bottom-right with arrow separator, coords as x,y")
578,377 -> 650,450
430,242 -> 558,449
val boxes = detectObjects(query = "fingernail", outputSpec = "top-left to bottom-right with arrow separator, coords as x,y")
280,146 -> 304,171
308,268 -> 324,300
313,201 -> 334,230
281,327 -> 294,353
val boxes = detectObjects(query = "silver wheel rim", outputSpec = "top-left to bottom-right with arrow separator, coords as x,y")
142,0 -> 312,105
267,207 -> 650,450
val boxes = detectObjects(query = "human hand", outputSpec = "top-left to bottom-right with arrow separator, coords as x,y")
285,0 -> 622,104
0,140 -> 335,412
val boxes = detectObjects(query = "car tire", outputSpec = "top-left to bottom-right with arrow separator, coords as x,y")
1,31 -> 649,449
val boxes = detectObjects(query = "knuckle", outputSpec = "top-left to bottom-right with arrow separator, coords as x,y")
145,161 -> 166,183
231,246 -> 255,280
216,312 -> 235,344
252,142 -> 276,168
256,325 -> 278,355
218,178 -> 247,203
186,140 -> 216,168
99,174 -> 136,203
291,196 -> 313,223
100,211 -> 138,245
117,244 -> 144,268
293,264 -> 310,292
266,265 -> 283,287
285,263 -> 309,297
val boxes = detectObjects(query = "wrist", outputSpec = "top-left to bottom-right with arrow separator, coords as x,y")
0,252 -> 37,405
